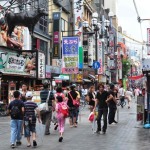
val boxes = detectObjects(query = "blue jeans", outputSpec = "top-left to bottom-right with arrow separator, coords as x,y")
10,120 -> 23,144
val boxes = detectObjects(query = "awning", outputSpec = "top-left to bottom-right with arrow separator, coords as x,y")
83,79 -> 91,82
128,74 -> 144,80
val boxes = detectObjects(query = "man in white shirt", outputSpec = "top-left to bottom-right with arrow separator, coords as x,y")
118,85 -> 125,108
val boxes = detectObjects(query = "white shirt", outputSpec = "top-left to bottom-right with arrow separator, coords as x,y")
125,91 -> 133,101
82,89 -> 88,96
119,88 -> 125,96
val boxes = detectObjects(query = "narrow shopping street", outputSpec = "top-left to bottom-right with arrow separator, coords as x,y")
0,100 -> 150,150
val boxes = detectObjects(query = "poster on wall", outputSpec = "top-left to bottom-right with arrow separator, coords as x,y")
147,28 -> 150,55
62,37 -> 79,74
0,17 -> 30,50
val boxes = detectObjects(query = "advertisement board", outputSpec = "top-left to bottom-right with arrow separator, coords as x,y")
62,37 -> 79,74
0,18 -> 30,50
0,51 -> 36,77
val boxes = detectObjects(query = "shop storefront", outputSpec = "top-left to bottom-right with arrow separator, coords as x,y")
0,46 -> 45,104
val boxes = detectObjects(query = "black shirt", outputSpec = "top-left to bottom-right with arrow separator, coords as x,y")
8,99 -> 24,120
108,90 -> 116,108
40,89 -> 54,106
88,92 -> 95,107
67,91 -> 78,107
96,91 -> 109,109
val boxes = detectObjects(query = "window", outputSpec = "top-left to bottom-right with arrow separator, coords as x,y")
61,19 -> 65,31
39,16 -> 48,33
40,40 -> 48,64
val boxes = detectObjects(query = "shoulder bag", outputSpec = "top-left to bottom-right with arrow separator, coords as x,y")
68,92 -> 80,107
38,91 -> 50,112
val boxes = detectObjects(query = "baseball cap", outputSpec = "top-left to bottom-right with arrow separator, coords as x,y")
26,91 -> 33,98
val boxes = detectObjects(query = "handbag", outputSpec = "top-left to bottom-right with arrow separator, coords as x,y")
38,91 -> 50,112
68,92 -> 80,107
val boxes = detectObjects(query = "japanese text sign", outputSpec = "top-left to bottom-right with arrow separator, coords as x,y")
62,37 -> 79,74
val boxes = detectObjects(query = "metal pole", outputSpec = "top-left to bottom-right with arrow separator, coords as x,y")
95,29 -> 98,61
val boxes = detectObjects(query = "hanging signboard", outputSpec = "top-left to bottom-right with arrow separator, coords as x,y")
62,37 -> 79,74
2,52 -> 36,77
38,52 -> 45,79
5,53 -> 26,72
88,36 -> 94,67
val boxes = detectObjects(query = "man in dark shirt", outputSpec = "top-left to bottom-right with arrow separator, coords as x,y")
8,91 -> 24,149
40,83 -> 54,135
94,84 -> 113,134
106,84 -> 118,124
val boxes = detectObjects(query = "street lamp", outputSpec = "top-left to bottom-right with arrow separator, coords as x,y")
104,20 -> 110,28
83,21 -> 89,28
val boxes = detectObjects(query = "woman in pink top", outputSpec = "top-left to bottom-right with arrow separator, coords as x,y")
53,87 -> 65,130
55,96 -> 66,142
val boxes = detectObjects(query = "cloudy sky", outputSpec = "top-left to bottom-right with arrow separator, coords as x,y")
117,0 -> 150,42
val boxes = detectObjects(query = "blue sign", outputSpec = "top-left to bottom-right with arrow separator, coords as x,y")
93,61 -> 100,69
62,37 -> 79,55
53,12 -> 61,20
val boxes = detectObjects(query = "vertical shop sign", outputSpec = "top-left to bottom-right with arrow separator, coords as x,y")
79,47 -> 83,69
88,36 -> 94,67
53,12 -> 61,58
38,52 -> 45,79
97,39 -> 103,74
62,37 -> 79,74
147,28 -> 150,55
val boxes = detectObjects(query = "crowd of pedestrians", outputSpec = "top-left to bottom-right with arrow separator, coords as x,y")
7,82 -> 140,149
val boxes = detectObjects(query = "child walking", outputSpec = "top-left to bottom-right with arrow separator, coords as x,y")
55,96 -> 67,142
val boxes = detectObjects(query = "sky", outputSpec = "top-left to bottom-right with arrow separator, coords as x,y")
117,0 -> 150,43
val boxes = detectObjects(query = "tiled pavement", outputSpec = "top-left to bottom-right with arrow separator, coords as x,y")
0,100 -> 150,150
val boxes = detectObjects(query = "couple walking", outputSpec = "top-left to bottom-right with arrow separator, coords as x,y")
94,84 -> 117,134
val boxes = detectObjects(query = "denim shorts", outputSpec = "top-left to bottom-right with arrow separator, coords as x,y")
69,107 -> 77,118
24,121 -> 36,137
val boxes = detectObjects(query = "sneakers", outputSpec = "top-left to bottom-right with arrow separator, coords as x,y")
59,137 -> 63,142
96,130 -> 100,134
16,141 -> 22,146
11,144 -> 15,149
33,140 -> 37,147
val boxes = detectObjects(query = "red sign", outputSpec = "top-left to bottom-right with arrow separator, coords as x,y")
54,31 -> 59,44
55,80 -> 62,83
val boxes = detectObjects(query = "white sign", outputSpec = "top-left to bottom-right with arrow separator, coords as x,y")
5,54 -> 26,72
88,36 -> 94,67
38,52 -> 45,79
142,59 -> 150,71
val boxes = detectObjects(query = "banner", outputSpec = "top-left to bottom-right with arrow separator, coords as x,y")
62,37 -> 79,74
147,28 -> 150,55
97,40 -> 103,74
128,74 -> 144,80
88,36 -> 94,67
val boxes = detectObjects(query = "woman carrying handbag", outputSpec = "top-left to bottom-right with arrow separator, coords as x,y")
67,85 -> 79,128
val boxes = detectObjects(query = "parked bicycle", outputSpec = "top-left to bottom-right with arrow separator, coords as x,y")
0,103 -> 8,116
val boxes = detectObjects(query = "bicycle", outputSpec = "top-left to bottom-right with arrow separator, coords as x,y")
0,104 -> 8,117
117,98 -> 126,108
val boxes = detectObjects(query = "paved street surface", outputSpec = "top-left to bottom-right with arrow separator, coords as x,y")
0,100 -> 150,150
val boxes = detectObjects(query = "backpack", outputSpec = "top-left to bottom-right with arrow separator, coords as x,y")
11,104 -> 20,118
59,102 -> 69,118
